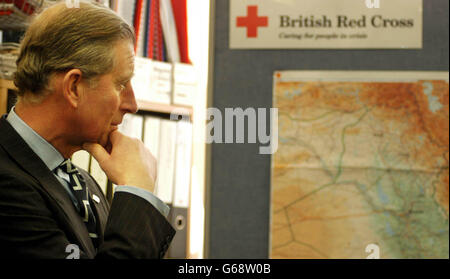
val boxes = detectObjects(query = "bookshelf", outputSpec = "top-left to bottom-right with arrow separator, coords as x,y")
138,99 -> 193,116
0,78 -> 15,115
0,78 -> 193,116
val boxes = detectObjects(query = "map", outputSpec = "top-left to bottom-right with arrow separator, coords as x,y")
270,71 -> 449,259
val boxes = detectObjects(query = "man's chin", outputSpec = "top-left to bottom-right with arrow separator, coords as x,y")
99,126 -> 118,150
98,135 -> 109,148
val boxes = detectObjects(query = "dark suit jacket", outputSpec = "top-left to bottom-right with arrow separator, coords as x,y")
0,116 -> 175,258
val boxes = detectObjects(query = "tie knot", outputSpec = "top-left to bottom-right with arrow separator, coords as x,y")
58,159 -> 79,174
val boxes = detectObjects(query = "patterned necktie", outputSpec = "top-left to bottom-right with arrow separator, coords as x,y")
56,159 -> 98,247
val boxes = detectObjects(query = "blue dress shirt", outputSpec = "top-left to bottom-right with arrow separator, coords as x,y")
6,107 -> 169,218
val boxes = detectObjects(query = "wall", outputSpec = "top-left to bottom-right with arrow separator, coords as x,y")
207,0 -> 449,258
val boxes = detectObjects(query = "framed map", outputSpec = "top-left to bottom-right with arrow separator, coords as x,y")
270,71 -> 449,259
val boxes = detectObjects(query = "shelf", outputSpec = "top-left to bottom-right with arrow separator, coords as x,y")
137,100 -> 193,116
0,78 -> 16,115
0,78 -> 15,89
0,78 -> 193,117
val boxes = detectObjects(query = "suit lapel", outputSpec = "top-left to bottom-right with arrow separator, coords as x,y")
0,117 -> 96,257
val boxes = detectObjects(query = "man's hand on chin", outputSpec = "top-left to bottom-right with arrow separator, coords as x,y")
82,130 -> 157,193
97,125 -> 119,153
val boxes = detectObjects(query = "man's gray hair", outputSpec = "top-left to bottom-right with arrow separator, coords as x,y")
14,0 -> 135,103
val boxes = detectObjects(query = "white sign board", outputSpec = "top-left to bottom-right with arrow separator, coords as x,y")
230,0 -> 422,49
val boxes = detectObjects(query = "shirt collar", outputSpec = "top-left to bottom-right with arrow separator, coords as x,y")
6,106 -> 65,171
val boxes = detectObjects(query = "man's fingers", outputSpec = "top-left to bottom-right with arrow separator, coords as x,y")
82,143 -> 110,165
108,129 -> 123,145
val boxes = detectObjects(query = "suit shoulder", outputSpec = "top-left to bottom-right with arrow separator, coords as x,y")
0,144 -> 41,190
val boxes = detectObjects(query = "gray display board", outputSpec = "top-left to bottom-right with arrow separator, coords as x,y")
207,0 -> 449,258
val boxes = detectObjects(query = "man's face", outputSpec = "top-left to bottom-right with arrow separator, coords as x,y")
76,40 -> 137,147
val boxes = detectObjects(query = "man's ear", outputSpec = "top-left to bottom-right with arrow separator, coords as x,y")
62,69 -> 84,108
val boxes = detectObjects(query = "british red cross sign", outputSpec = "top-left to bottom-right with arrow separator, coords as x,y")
236,6 -> 268,38
229,0 -> 422,49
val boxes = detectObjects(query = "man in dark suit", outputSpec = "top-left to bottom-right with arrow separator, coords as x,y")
0,1 -> 175,258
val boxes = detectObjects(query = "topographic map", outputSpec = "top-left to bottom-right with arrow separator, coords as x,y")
270,71 -> 449,259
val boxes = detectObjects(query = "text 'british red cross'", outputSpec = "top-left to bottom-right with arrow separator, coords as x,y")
236,6 -> 268,38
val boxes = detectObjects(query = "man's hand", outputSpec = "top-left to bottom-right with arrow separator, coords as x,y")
83,130 -> 157,193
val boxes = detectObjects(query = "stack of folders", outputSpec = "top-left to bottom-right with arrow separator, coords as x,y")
172,62 -> 197,106
145,115 -> 193,258
131,56 -> 198,106
132,56 -> 172,105
72,113 -> 193,258
167,118 -> 193,258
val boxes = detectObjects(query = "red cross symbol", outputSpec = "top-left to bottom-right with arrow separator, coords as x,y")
236,6 -> 268,38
